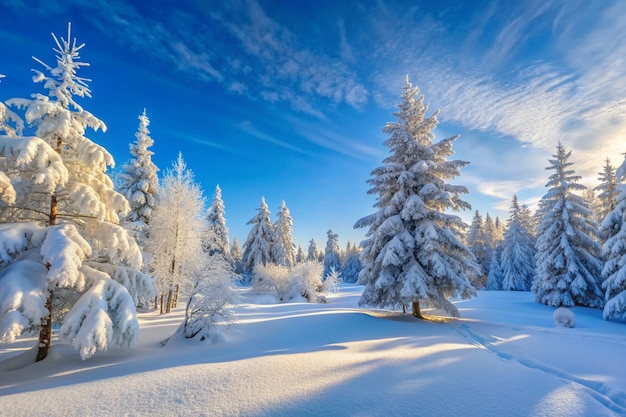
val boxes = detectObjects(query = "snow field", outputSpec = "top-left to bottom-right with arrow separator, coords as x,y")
1,285 -> 625,417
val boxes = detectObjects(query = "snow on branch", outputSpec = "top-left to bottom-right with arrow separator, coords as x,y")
0,135 -> 68,194
0,258 -> 49,343
59,274 -> 139,359
84,261 -> 155,306
40,223 -> 91,289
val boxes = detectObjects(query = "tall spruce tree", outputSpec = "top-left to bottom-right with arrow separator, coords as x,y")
242,197 -> 273,276
307,239 -> 320,262
533,143 -> 603,307
271,201 -> 296,267
117,110 -> 159,249
204,185 -> 231,260
355,77 -> 477,318
601,153 -> 626,319
595,158 -> 619,241
0,26 -> 154,361
323,229 -> 341,278
500,195 -> 536,291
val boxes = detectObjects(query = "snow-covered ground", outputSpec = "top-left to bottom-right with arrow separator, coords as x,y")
1,284 -> 625,417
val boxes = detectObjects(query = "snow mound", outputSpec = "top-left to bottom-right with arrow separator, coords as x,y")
553,307 -> 576,328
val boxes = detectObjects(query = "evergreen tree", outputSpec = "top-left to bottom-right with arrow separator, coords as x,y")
533,143 -> 603,308
355,77 -> 477,318
494,217 -> 506,242
0,26 -> 154,361
341,243 -> 362,284
147,153 -> 206,297
595,158 -> 619,239
307,239 -> 319,262
500,195 -> 536,291
601,153 -> 626,319
117,110 -> 159,249
0,74 -> 23,138
324,229 -> 341,278
242,197 -> 273,275
271,201 -> 296,267
485,250 -> 503,290
204,185 -> 231,260
466,210 -> 488,286
231,237 -> 243,274
296,245 -> 306,264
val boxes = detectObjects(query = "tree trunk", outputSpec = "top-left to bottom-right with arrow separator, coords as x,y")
35,292 -> 53,362
36,163 -> 61,362
165,289 -> 173,313
412,300 -> 424,319
173,285 -> 179,308
160,293 -> 164,314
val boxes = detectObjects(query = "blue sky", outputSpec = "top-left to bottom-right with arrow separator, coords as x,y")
1,0 -> 625,249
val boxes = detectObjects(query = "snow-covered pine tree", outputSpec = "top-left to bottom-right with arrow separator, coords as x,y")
533,142 -> 603,308
484,213 -> 500,251
0,74 -> 23,138
296,245 -> 306,264
466,210 -> 488,286
601,153 -> 626,319
595,158 -> 619,240
500,195 -> 536,291
355,77 -> 477,318
242,197 -> 274,276
204,185 -> 231,260
485,250 -> 503,290
307,239 -> 319,262
147,153 -> 206,298
0,26 -> 154,361
341,243 -> 362,284
495,217 -> 506,242
231,236 -> 243,274
271,200 -> 296,267
323,229 -> 341,278
117,110 -> 159,249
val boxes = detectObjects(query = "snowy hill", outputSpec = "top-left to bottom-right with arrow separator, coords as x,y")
1,285 -> 625,417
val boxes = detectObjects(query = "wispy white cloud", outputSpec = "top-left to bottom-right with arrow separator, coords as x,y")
236,120 -> 308,155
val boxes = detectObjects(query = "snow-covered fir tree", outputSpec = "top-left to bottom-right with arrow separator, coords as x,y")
271,200 -> 296,267
231,237 -> 243,274
495,217 -> 506,242
323,229 -> 341,278
307,239 -> 320,262
500,195 -> 536,291
117,110 -> 159,249
595,158 -> 619,240
296,245 -> 306,264
0,74 -> 23,138
147,153 -> 206,298
204,185 -> 231,260
485,250 -> 503,290
355,77 -> 477,318
242,197 -> 274,276
341,243 -> 362,284
466,210 -> 489,286
0,26 -> 154,361
600,153 -> 626,319
533,143 -> 603,308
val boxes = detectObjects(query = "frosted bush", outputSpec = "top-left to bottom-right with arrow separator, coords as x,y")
553,307 -> 576,328
290,261 -> 324,302
252,263 -> 291,301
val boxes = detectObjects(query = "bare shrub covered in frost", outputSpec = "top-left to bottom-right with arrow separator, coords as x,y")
253,261 -> 327,303
553,307 -> 576,328
172,254 -> 239,343
290,261 -> 325,303
322,267 -> 343,295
